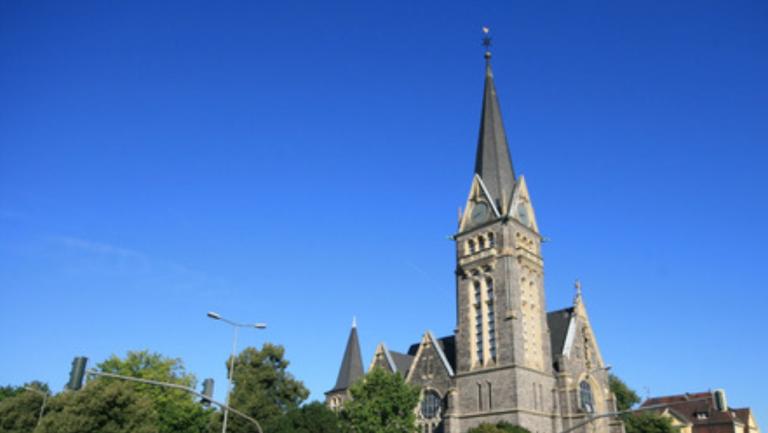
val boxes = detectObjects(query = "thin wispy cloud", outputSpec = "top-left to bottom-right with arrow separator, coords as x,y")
47,235 -> 230,296
52,236 -> 147,260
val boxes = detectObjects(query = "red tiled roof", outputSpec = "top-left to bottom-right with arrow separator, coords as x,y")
640,392 -> 741,431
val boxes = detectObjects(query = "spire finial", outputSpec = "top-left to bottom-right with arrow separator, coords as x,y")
482,26 -> 492,60
574,279 -> 582,303
352,316 -> 357,328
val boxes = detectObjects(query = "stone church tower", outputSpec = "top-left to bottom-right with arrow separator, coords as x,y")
451,48 -> 556,433
327,42 -> 624,433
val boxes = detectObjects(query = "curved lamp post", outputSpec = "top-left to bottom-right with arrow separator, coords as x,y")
207,312 -> 266,433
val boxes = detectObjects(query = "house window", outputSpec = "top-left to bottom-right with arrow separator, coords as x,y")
478,236 -> 486,249
468,239 -> 476,254
421,390 -> 442,419
488,232 -> 495,247
579,381 -> 594,413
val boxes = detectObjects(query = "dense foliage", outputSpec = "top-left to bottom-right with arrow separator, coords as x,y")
0,345 -> 340,433
220,344 -> 310,433
623,411 -> 679,433
340,366 -> 420,433
0,386 -> 49,433
96,350 -> 213,433
273,401 -> 341,433
467,422 -> 532,433
610,374 -> 677,433
609,374 -> 641,411
37,380 -> 159,433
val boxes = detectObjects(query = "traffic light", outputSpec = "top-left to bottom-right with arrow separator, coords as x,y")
712,389 -> 728,412
201,378 -> 214,405
67,356 -> 88,391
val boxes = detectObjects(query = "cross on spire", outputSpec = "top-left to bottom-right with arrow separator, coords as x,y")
574,279 -> 583,305
482,26 -> 492,59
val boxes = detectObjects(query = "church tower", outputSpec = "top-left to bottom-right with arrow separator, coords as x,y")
452,42 -> 556,433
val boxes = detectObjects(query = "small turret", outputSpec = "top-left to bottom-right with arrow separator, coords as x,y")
325,318 -> 364,410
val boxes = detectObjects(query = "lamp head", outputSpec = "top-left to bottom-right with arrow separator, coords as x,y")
207,312 -> 221,320
253,323 -> 267,329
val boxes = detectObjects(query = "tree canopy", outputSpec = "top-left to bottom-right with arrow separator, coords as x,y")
272,401 -> 341,433
222,343 -> 310,433
610,374 -> 677,433
340,367 -> 420,433
96,350 -> 212,433
0,387 -> 48,433
623,411 -> 679,433
37,380 -> 158,433
467,422 -> 532,433
609,374 -> 641,412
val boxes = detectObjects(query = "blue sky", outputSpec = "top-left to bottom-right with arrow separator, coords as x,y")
1,0 -> 767,424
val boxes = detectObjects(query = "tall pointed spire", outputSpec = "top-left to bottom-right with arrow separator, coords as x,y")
474,29 -> 516,213
330,320 -> 364,392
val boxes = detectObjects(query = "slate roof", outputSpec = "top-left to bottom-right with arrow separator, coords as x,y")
389,351 -> 415,375
437,335 -> 456,371
328,325 -> 364,393
547,307 -> 574,358
474,56 -> 516,213
407,334 -> 457,372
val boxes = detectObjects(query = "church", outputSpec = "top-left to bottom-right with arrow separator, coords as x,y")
325,43 -> 624,433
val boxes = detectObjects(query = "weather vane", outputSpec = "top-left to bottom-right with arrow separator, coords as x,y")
482,26 -> 492,58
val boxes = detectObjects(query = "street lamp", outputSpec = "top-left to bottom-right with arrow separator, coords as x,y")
587,365 -> 612,376
24,386 -> 49,428
207,311 -> 266,433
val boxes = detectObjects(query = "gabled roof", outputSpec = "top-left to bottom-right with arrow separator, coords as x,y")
641,392 -> 747,427
389,351 -> 414,375
405,331 -> 456,381
547,307 -> 575,358
407,333 -> 456,373
328,324 -> 364,393
370,343 -> 414,376
474,56 -> 516,213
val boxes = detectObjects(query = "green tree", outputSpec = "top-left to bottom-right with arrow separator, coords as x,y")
0,391 -> 43,433
272,401 -> 341,433
340,367 -> 420,433
0,382 -> 52,433
609,374 -> 677,433
96,350 -> 213,433
624,411 -> 679,433
222,344 -> 310,433
36,380 -> 158,433
467,422 -> 532,433
609,374 -> 640,411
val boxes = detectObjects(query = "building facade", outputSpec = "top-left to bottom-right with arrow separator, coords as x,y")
326,48 -> 623,433
641,391 -> 760,433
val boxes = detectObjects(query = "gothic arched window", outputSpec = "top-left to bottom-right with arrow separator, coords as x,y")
579,381 -> 594,413
486,278 -> 496,359
488,232 -> 495,247
421,390 -> 442,419
473,281 -> 484,364
468,239 -> 476,254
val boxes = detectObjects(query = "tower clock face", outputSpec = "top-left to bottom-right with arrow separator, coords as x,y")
517,203 -> 530,226
471,202 -> 490,224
